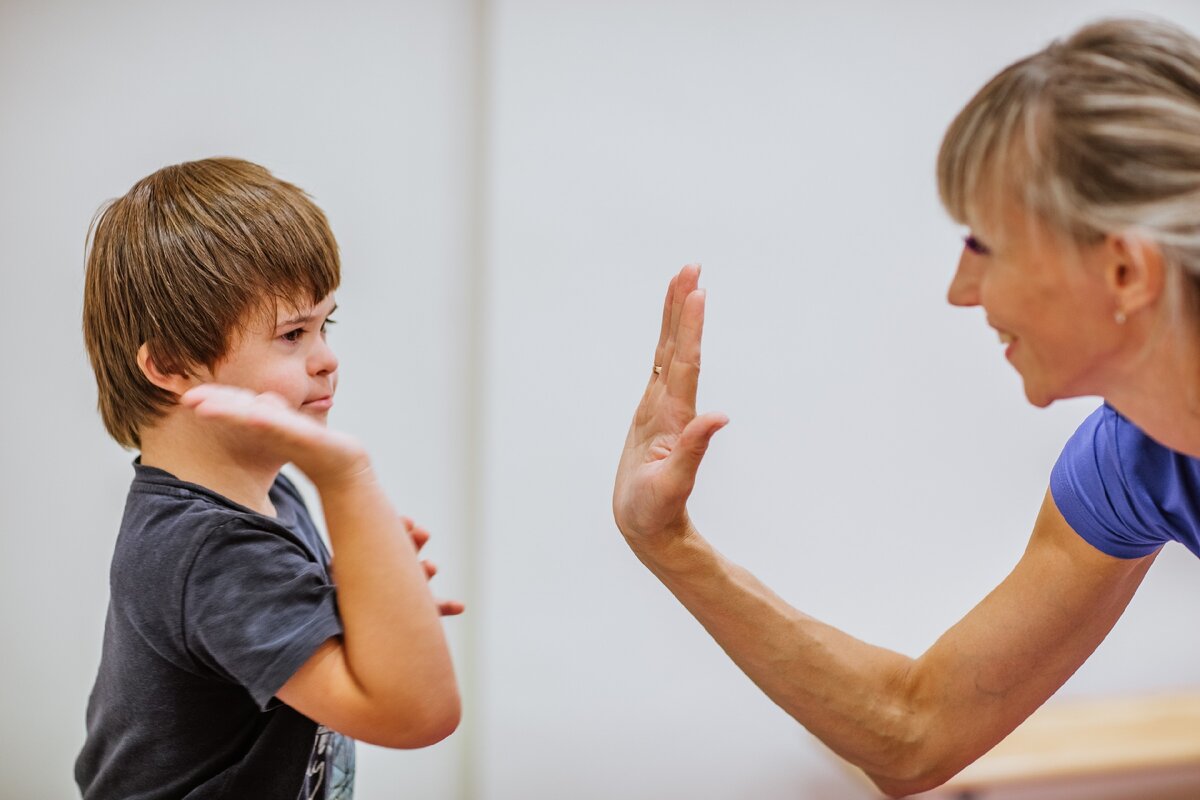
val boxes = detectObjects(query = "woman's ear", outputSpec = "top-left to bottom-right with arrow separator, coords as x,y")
1107,234 -> 1166,317
136,343 -> 198,396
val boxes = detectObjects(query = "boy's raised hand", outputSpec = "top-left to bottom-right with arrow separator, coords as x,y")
180,384 -> 368,490
183,384 -> 465,616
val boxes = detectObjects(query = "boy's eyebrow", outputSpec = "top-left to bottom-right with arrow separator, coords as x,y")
276,303 -> 338,329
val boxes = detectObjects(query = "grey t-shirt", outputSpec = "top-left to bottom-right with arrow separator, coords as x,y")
75,462 -> 355,799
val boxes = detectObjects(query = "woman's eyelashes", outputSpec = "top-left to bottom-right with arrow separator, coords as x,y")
964,234 -> 991,255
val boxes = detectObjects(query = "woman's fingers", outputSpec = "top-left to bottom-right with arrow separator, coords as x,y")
666,288 -> 706,407
651,273 -> 677,381
616,265 -> 724,544
666,411 -> 729,490
660,264 -> 700,384
634,266 -> 707,443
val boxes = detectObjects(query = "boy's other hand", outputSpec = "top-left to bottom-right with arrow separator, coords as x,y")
404,515 -> 466,616
181,384 -> 369,490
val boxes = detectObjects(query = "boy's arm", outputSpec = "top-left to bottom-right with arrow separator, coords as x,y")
183,386 -> 460,749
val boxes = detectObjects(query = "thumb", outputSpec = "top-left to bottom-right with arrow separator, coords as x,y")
666,412 -> 729,488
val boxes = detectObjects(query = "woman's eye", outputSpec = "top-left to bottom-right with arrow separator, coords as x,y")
964,234 -> 991,255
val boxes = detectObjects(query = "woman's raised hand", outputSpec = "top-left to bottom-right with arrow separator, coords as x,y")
613,264 -> 728,550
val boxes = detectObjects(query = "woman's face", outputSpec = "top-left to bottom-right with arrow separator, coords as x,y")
946,203 -> 1125,407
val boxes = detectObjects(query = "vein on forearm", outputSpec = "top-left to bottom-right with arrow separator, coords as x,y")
633,535 -> 929,775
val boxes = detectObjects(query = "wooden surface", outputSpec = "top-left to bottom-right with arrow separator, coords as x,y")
841,691 -> 1200,797
940,692 -> 1200,793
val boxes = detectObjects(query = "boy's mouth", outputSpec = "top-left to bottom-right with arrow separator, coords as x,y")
301,395 -> 334,412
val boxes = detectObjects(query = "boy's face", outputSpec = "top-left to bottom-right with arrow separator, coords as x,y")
203,293 -> 339,421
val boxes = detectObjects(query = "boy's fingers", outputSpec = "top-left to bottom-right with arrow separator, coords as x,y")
260,391 -> 291,409
409,526 -> 430,550
422,559 -> 437,579
437,599 -> 466,616
183,386 -> 304,433
181,383 -> 249,409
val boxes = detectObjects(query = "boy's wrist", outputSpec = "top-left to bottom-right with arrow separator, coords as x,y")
300,444 -> 373,495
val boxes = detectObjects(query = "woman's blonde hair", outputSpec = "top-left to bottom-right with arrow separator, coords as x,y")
83,158 -> 340,449
939,17 -> 1200,275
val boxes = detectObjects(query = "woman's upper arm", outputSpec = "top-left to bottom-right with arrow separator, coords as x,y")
898,488 -> 1158,788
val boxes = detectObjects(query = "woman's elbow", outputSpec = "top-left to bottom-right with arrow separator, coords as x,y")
864,744 -> 966,798
870,771 -> 953,799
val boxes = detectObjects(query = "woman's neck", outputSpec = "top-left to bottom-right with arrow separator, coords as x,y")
1104,310 -> 1200,458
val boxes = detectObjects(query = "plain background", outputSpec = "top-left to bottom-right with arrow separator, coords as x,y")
3,2 -> 1200,798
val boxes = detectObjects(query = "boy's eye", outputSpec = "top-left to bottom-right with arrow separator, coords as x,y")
964,234 -> 991,255
280,314 -> 335,343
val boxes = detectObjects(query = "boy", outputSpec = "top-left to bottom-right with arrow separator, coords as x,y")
75,158 -> 462,799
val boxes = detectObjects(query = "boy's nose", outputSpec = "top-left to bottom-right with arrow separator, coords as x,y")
947,252 -> 982,307
310,335 -> 339,377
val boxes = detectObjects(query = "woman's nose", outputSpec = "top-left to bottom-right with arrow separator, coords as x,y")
947,253 -> 982,307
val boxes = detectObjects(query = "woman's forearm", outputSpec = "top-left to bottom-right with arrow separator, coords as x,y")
626,501 -> 1156,798
628,526 -> 960,796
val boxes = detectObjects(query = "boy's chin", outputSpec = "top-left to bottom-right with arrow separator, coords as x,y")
298,407 -> 331,424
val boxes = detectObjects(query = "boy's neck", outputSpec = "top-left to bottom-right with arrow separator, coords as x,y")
138,410 -> 283,517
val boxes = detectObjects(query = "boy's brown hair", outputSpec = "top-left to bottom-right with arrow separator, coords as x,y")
83,158 -> 341,448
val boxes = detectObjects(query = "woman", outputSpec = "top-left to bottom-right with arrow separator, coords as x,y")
613,17 -> 1200,798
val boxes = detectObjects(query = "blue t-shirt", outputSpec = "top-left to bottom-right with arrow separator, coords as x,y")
1051,403 -> 1200,560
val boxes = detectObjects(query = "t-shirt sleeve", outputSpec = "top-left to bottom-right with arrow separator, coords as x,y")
1050,404 -> 1172,559
183,521 -> 343,708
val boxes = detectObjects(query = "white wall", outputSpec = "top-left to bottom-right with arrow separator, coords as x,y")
477,1 -> 1200,798
3,2 -> 1200,799
0,1 -> 477,798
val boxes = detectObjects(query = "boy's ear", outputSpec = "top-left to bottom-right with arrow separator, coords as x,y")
136,343 -> 199,396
